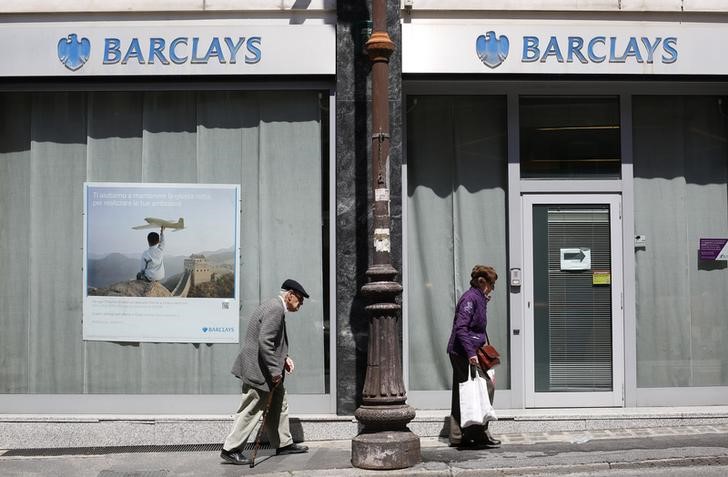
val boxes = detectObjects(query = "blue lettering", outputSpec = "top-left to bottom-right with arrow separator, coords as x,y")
662,37 -> 678,63
122,38 -> 145,64
148,38 -> 169,65
567,37 -> 588,63
522,36 -> 540,62
96,34 -> 268,68
515,34 -> 674,66
608,37 -> 625,63
225,37 -> 246,64
245,36 -> 261,64
103,38 -> 121,64
587,36 -> 606,63
169,37 -> 188,64
541,36 -> 564,63
622,37 -> 643,63
191,37 -> 206,64
640,37 -> 661,63
204,37 -> 226,63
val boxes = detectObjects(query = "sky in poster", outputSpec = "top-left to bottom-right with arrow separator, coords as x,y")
86,184 -> 237,258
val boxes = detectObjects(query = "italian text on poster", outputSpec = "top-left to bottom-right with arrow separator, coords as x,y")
83,183 -> 240,343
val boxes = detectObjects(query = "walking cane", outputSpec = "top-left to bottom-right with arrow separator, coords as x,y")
250,379 -> 280,468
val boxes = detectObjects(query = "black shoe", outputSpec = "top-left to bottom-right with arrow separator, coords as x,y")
220,448 -> 252,465
276,443 -> 309,455
456,439 -> 488,450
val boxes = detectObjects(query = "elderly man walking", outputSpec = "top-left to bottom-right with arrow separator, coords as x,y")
220,279 -> 310,465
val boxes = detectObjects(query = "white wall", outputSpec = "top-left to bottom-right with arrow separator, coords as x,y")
401,0 -> 728,12
0,0 -> 335,13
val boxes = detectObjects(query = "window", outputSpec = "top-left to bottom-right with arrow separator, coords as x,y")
520,96 -> 621,178
633,95 -> 728,387
0,90 -> 329,395
406,95 -> 510,391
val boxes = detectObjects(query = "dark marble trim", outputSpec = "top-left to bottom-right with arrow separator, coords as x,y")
335,0 -> 403,415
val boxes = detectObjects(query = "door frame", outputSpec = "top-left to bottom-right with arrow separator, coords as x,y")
522,193 -> 625,408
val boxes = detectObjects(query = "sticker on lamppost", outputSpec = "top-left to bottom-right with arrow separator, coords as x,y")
699,238 -> 728,261
560,248 -> 591,270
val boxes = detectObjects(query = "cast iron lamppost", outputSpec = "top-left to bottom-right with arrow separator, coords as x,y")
350,0 -> 421,470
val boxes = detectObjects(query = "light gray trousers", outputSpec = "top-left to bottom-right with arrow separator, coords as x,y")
222,382 -> 293,452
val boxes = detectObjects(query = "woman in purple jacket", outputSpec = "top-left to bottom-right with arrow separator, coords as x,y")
446,265 -> 499,448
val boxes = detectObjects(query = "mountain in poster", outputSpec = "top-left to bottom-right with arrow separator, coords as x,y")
87,248 -> 234,289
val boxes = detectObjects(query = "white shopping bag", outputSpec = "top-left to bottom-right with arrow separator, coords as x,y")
459,366 -> 497,427
487,368 -> 496,386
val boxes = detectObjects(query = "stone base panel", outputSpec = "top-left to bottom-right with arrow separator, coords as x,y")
2,407 -> 728,449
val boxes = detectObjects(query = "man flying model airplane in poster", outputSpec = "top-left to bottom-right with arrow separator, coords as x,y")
133,217 -> 184,282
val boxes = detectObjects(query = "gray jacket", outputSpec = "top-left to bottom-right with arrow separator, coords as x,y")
231,297 -> 288,392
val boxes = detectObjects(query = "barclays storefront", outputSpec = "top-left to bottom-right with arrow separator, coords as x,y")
1,2 -> 727,425
0,12 -> 336,414
401,10 -> 728,410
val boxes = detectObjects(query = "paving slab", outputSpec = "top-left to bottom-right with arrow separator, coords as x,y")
2,426 -> 728,476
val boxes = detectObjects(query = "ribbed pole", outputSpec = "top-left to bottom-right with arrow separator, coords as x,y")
351,0 -> 421,470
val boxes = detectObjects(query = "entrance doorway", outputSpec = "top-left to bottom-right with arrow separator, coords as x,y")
522,194 -> 624,407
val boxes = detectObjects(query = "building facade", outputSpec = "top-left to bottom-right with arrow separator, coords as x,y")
0,1 -> 337,414
0,0 -> 726,418
401,0 -> 728,410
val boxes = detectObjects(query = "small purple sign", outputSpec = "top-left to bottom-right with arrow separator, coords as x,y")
699,238 -> 728,260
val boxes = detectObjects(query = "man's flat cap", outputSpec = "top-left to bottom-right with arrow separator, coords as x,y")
281,278 -> 309,298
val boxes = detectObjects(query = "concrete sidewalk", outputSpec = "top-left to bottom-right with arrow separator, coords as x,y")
4,406 -> 728,449
2,424 -> 728,476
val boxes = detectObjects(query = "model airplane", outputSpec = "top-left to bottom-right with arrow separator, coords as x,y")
132,217 -> 185,231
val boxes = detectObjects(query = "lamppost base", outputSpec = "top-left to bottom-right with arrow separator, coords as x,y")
351,430 -> 421,470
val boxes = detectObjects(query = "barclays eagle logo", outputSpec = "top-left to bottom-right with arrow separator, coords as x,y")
58,34 -> 90,71
476,31 -> 509,69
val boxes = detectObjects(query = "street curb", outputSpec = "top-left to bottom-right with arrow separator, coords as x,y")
609,455 -> 728,469
463,456 -> 728,475
275,455 -> 728,476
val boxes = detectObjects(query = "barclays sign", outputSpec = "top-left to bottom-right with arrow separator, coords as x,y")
475,31 -> 678,69
102,36 -> 261,66
402,21 -> 726,75
0,22 -> 335,77
202,326 -> 236,333
57,34 -> 262,71
522,35 -> 677,64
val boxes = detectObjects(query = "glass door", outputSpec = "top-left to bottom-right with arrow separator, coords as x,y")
523,194 -> 624,407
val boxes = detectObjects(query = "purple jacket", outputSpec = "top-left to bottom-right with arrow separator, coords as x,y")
447,286 -> 489,359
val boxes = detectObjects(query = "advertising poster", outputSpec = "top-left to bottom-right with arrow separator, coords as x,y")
83,183 -> 240,343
